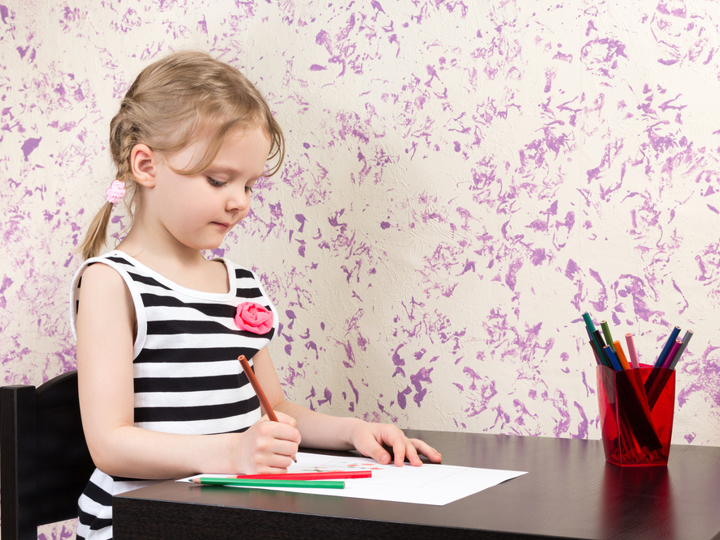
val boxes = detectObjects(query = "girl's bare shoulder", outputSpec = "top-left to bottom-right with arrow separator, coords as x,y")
78,260 -> 132,306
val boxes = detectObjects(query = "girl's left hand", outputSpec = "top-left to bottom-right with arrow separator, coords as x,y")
349,422 -> 442,467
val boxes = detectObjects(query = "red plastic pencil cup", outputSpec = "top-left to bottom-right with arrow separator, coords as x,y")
596,364 -> 675,467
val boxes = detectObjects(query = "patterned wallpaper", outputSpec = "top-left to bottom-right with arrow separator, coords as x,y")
3,0 -> 720,535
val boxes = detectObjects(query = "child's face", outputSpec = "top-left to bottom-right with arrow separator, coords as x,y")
149,125 -> 271,251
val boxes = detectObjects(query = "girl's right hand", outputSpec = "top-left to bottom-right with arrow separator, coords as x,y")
234,411 -> 301,474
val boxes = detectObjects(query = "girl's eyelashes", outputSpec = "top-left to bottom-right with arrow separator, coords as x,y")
207,175 -> 255,192
207,177 -> 226,187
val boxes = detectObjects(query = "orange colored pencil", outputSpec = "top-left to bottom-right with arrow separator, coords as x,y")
239,355 -> 278,421
238,355 -> 295,462
613,340 -> 631,371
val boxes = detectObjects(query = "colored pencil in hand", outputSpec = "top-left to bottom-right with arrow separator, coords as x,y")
238,354 -> 296,462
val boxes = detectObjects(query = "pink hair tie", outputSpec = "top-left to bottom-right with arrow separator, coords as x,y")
106,180 -> 126,205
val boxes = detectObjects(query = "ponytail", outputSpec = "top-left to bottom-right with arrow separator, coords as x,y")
77,102 -> 137,260
79,202 -> 114,260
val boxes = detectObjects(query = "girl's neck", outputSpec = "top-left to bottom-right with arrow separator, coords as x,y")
115,229 -> 229,294
118,223 -> 205,264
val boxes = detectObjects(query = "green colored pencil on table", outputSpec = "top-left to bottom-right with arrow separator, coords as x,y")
194,477 -> 345,489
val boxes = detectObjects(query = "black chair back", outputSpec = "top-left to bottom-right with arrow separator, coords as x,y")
1,370 -> 95,540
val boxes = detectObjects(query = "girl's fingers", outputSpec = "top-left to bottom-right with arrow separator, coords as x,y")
264,451 -> 296,470
352,430 -> 391,464
257,415 -> 301,444
403,442 -> 423,467
391,439 -> 408,467
410,438 -> 443,463
274,410 -> 298,428
350,423 -> 442,467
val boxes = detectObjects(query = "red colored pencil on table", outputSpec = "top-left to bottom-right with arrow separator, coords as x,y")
236,470 -> 372,481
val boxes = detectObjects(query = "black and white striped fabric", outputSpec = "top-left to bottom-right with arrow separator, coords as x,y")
69,250 -> 277,540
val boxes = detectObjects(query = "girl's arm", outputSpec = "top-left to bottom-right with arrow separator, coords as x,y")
75,263 -> 300,479
252,347 -> 443,467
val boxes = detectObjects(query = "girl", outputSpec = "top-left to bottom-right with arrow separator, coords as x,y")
70,50 -> 441,540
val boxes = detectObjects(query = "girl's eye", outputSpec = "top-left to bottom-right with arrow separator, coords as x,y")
207,177 -> 226,187
245,186 -> 254,193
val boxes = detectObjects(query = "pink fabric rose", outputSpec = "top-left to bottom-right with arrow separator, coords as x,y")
234,302 -> 273,334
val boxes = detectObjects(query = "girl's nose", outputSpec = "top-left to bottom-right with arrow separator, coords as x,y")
227,185 -> 251,212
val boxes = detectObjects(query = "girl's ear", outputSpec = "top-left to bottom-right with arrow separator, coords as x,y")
130,144 -> 158,188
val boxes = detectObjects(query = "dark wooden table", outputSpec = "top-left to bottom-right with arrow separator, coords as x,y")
113,430 -> 720,540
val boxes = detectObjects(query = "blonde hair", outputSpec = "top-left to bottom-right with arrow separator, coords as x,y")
79,50 -> 285,260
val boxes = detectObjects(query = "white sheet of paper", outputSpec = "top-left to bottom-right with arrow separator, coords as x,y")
178,452 -> 527,506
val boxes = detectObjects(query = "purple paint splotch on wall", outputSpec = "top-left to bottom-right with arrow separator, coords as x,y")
21,137 -> 41,160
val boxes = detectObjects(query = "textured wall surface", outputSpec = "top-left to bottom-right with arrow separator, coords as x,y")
3,0 -> 720,535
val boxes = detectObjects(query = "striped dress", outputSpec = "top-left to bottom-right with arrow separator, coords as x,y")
69,250 -> 277,540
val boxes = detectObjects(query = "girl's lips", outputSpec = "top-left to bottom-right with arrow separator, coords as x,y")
212,221 -> 231,229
